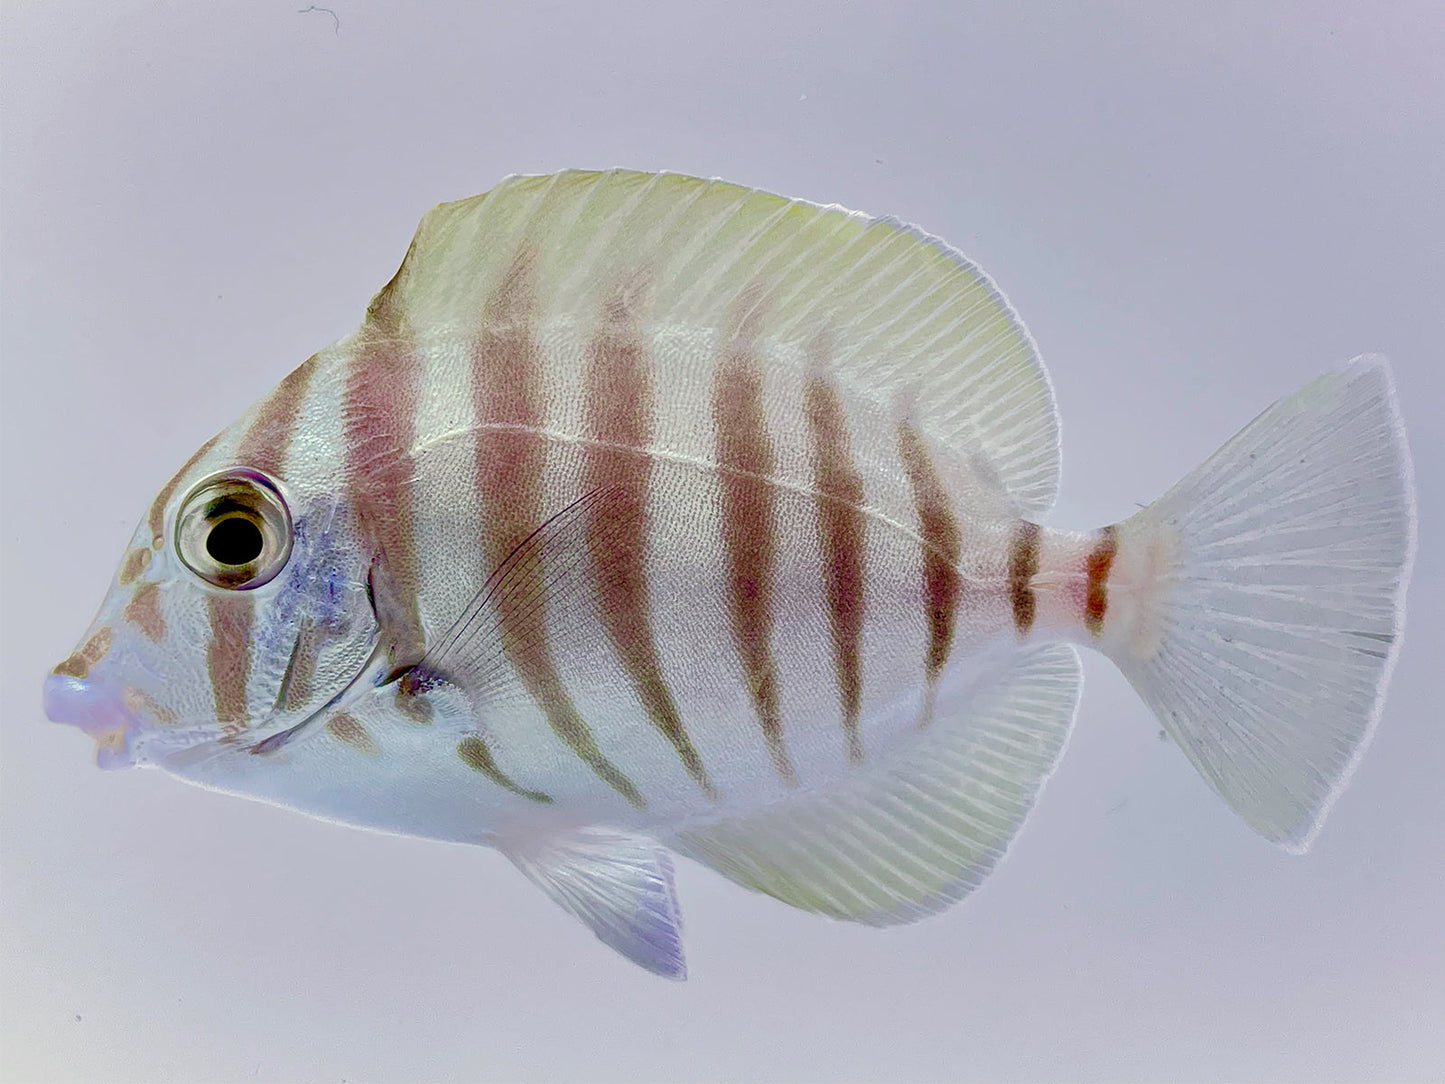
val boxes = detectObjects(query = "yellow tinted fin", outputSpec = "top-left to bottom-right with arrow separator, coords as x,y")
373,169 -> 1060,516
669,645 -> 1081,926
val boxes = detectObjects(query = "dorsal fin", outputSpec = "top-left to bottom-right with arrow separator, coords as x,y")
372,169 -> 1060,516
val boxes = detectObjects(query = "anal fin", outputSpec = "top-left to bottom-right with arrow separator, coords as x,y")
498,826 -> 686,979
669,644 -> 1082,926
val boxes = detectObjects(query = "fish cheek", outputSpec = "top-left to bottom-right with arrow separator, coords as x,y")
252,503 -> 377,720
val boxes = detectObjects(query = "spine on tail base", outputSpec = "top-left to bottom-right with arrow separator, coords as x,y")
1100,356 -> 1415,851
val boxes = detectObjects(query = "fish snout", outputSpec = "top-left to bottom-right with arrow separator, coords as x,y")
43,672 -> 139,769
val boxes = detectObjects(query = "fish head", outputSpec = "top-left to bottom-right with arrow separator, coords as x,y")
44,433 -> 380,775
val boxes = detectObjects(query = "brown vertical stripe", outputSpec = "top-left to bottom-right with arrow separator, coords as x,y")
207,594 -> 252,729
146,356 -> 312,554
805,368 -> 866,765
148,435 -> 220,548
472,252 -> 645,808
714,339 -> 795,784
344,316 -> 426,670
123,582 -> 166,642
585,291 -> 717,798
1008,520 -> 1042,636
898,423 -> 962,684
118,548 -> 150,586
457,737 -> 553,804
203,355 -> 322,729
52,627 -> 113,680
326,712 -> 379,756
276,622 -> 323,713
238,355 -> 317,474
1084,524 -> 1118,637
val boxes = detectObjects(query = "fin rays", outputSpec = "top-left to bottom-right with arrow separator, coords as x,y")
672,644 -> 1082,926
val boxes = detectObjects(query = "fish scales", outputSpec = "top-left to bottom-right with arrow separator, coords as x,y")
314,319 -> 1008,819
271,332 -> 1002,816
323,215 -> 1022,818
45,170 -> 1417,979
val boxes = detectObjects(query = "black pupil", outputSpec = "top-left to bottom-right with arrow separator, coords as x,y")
206,516 -> 264,566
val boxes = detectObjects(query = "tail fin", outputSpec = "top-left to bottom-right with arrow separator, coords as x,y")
1104,356 -> 1415,851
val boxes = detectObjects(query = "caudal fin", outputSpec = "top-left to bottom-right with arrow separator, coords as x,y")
1104,356 -> 1415,851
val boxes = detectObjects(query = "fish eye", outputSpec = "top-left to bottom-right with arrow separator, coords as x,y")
174,469 -> 292,589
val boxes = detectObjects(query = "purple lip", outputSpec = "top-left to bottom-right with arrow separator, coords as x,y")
43,673 -> 139,769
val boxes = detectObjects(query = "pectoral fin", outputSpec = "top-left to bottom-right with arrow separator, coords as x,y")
497,826 -> 686,979
398,486 -> 650,808
399,485 -> 627,698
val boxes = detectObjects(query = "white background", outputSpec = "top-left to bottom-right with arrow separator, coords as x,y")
3,3 -> 1442,1081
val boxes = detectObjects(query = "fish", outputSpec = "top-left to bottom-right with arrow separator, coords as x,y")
43,169 -> 1416,979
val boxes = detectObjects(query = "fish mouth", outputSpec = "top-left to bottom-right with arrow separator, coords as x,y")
42,672 -> 141,769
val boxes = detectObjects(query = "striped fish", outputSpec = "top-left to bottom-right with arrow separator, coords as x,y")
44,170 -> 1416,978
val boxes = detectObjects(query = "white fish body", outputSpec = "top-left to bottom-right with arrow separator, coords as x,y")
45,170 -> 1416,977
